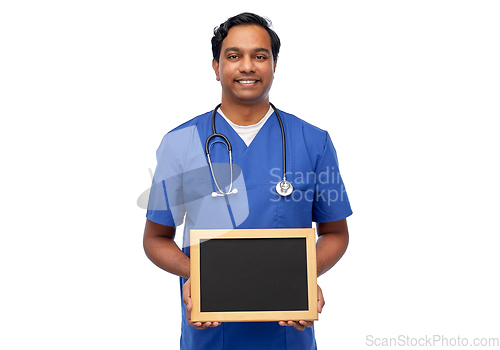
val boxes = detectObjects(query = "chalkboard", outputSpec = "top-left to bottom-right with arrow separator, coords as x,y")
190,229 -> 317,322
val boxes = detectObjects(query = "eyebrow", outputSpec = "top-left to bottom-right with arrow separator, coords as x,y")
224,47 -> 271,55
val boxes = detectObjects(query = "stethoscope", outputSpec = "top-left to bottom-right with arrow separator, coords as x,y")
205,103 -> 293,198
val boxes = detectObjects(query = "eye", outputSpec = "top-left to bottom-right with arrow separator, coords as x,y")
255,55 -> 267,60
228,54 -> 239,59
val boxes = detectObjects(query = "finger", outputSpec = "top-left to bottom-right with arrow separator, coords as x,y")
189,320 -> 220,330
191,321 -> 208,329
199,322 -> 217,330
288,320 -> 305,331
298,320 -> 314,328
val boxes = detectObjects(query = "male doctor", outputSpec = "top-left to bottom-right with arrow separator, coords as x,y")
144,12 -> 352,350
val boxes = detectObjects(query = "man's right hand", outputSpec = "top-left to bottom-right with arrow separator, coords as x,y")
183,278 -> 221,330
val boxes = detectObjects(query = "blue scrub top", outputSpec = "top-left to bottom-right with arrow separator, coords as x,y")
147,108 -> 352,350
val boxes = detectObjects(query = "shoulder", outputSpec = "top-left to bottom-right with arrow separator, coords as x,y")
159,110 -> 212,146
278,109 -> 330,148
168,110 -> 212,134
155,110 -> 212,161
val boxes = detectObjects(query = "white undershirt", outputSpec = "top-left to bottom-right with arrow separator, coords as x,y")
218,106 -> 274,146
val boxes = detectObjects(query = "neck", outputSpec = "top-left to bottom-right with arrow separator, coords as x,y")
219,98 -> 270,126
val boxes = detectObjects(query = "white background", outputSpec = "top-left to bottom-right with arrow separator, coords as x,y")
1,1 -> 499,349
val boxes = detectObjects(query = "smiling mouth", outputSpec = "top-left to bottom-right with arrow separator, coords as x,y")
236,79 -> 259,84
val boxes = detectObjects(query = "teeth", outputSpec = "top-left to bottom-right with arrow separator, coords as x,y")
238,80 -> 257,84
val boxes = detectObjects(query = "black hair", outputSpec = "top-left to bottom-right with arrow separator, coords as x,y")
211,12 -> 281,63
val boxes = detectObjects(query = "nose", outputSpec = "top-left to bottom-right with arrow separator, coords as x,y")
238,55 -> 255,73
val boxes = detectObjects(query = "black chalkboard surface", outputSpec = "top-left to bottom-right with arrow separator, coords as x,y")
190,229 -> 317,322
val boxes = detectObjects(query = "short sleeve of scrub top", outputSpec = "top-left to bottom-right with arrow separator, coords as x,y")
310,132 -> 352,223
146,131 -> 187,227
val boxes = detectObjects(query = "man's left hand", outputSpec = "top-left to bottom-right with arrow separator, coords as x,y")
279,284 -> 325,331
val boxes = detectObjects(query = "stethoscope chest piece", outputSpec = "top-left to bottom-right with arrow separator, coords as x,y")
276,180 -> 293,197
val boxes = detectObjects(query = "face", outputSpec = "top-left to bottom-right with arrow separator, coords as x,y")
212,25 -> 277,106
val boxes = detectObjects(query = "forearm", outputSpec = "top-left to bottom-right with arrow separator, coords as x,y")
143,220 -> 190,279
316,220 -> 349,277
144,236 -> 190,279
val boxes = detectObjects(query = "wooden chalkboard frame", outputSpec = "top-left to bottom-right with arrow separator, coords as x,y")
190,228 -> 317,322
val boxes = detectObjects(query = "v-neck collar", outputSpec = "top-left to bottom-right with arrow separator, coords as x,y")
215,109 -> 276,155
217,106 -> 273,145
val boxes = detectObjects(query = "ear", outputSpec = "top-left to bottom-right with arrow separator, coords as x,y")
273,59 -> 277,73
212,59 -> 220,81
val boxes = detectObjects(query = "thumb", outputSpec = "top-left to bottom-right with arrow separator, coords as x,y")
183,291 -> 192,311
182,278 -> 192,309
317,285 -> 325,313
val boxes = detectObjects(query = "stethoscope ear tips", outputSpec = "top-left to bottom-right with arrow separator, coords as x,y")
232,188 -> 238,194
212,192 -> 218,197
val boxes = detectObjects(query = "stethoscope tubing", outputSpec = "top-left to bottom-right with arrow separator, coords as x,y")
205,103 -> 289,196
269,102 -> 287,181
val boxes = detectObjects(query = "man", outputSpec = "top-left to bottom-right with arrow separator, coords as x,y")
144,12 -> 352,350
